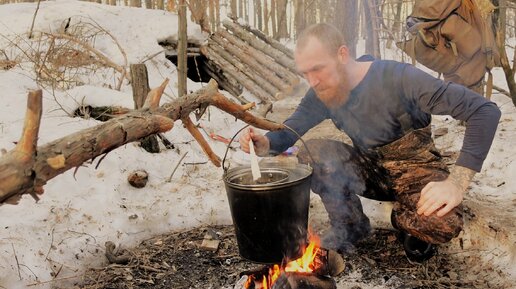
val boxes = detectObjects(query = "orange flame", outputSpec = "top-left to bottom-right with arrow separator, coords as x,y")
259,238 -> 321,288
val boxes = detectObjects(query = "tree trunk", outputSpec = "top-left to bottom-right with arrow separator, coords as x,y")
0,80 -> 284,204
230,0 -> 237,18
334,0 -> 358,58
276,0 -> 289,39
255,0 -> 263,31
145,0 -> 152,9
209,0 -> 216,32
363,0 -> 381,58
129,0 -> 141,7
130,64 -> 160,153
271,0 -> 277,39
178,0 -> 188,97
493,0 -> 516,105
294,0 -> 306,39
156,0 -> 164,10
264,0 -> 269,35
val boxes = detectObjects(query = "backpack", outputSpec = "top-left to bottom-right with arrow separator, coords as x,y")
398,0 -> 500,96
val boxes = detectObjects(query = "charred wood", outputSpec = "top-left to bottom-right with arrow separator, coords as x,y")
272,272 -> 337,289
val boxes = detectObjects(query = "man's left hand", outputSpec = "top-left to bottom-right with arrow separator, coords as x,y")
417,179 -> 463,217
417,165 -> 476,217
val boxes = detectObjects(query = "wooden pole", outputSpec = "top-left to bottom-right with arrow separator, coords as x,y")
178,0 -> 188,97
216,29 -> 299,85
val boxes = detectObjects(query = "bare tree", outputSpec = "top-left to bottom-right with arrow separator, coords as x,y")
294,0 -> 306,38
493,0 -> 516,105
276,0 -> 289,39
334,0 -> 359,58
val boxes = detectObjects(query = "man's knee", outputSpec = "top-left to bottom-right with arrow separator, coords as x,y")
392,205 -> 463,244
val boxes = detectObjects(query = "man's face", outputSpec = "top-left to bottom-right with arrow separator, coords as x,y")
295,37 -> 345,106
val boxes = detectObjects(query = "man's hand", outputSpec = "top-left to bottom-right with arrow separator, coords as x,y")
239,128 -> 270,156
417,165 -> 476,217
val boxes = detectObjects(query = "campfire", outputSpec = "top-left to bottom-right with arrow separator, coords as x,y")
237,237 -> 344,289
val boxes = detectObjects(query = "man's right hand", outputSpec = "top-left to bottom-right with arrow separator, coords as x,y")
239,128 -> 270,156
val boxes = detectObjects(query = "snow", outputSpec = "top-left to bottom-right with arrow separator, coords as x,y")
0,1 -> 515,289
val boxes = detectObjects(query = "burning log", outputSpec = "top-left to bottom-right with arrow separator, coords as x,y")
237,247 -> 344,289
271,273 -> 336,289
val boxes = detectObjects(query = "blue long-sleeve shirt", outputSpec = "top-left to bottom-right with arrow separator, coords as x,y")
265,59 -> 501,172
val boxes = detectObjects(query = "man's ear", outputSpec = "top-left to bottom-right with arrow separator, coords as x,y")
337,45 -> 350,64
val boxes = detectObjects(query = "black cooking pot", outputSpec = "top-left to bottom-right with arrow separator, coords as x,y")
224,163 -> 312,264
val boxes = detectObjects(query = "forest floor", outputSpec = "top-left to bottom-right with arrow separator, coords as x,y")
73,87 -> 515,289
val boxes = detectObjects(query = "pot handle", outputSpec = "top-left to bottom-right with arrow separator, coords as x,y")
221,124 -> 317,172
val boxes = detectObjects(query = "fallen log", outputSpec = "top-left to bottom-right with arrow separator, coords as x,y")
0,79 -> 283,205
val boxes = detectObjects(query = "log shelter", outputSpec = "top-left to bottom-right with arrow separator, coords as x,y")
161,20 -> 300,105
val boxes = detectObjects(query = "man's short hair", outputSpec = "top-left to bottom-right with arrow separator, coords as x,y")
296,23 -> 345,55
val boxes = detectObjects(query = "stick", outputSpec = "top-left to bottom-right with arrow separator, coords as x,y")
167,152 -> 188,182
28,0 -> 42,39
11,243 -> 21,280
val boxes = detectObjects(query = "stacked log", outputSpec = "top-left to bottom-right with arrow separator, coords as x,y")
201,20 -> 299,103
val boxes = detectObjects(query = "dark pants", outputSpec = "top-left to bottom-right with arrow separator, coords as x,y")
297,126 -> 463,244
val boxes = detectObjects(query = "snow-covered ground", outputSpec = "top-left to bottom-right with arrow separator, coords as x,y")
0,1 -> 514,289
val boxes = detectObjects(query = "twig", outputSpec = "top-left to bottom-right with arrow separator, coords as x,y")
167,152 -> 188,182
45,227 -> 55,260
28,0 -> 42,39
11,243 -> 21,280
493,84 -> 511,97
26,275 -> 81,287
140,49 -> 165,63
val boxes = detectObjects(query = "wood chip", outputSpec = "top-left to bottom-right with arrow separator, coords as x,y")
200,239 -> 220,252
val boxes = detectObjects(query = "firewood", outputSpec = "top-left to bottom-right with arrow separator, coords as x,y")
272,272 -> 336,289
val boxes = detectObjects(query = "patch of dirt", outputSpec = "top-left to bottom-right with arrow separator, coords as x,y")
74,225 -> 510,289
